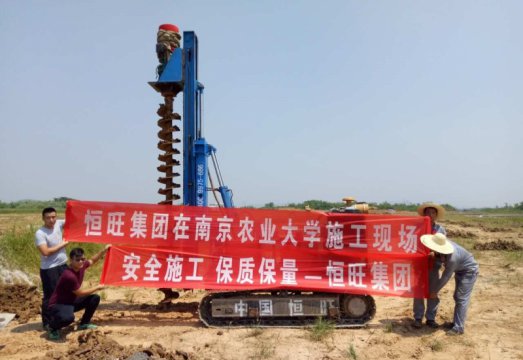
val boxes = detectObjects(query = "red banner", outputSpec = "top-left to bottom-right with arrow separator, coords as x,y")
64,201 -> 431,298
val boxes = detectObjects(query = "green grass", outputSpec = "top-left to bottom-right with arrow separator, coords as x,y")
0,225 -> 41,273
245,326 -> 264,338
309,317 -> 335,342
383,321 -> 394,333
346,343 -> 358,360
0,225 -> 106,282
124,288 -> 136,303
249,341 -> 275,360
429,339 -> 444,352
503,250 -> 523,264
452,237 -> 476,251
444,213 -> 523,231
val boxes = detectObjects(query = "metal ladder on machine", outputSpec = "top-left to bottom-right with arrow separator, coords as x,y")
149,24 -> 233,208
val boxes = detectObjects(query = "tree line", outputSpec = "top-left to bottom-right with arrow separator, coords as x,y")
1,197 -> 522,212
0,197 -> 71,210
262,199 -> 523,212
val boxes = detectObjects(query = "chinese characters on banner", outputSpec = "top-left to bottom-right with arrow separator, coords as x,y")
64,201 -> 432,298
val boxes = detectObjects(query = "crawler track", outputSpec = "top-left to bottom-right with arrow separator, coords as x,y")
198,291 -> 376,328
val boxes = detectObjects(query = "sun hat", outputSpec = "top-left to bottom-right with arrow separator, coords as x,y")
417,202 -> 445,220
420,233 -> 454,254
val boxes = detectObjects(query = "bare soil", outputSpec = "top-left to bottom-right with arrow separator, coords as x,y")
1,215 -> 522,360
0,284 -> 41,324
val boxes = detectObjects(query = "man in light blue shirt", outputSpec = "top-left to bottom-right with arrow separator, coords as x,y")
35,207 -> 69,329
421,232 -> 479,335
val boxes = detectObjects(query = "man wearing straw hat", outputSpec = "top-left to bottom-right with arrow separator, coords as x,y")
420,232 -> 479,335
413,202 -> 447,329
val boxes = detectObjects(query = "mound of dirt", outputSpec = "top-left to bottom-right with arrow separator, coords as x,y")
0,257 -> 37,285
446,220 -> 475,228
0,284 -> 41,323
474,240 -> 523,251
36,331 -> 193,360
446,228 -> 477,238
480,225 -> 511,232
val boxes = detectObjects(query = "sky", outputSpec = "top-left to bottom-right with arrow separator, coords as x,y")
1,1 -> 522,209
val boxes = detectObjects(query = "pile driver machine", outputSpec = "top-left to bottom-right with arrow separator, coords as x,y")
149,24 -> 233,208
149,24 -> 376,327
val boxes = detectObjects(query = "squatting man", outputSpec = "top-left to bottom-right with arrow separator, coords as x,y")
46,245 -> 110,340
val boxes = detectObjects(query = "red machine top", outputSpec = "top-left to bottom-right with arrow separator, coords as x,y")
159,24 -> 179,33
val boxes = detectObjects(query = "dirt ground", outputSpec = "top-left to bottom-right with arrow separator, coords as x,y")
0,214 -> 522,360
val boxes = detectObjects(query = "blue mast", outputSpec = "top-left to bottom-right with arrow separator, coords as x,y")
150,30 -> 233,208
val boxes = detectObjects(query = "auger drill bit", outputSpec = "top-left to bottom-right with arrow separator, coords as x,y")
157,94 -> 182,204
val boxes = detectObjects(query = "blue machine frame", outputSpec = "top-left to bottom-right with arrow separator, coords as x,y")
150,31 -> 233,208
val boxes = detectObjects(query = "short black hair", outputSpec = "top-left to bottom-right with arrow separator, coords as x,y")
69,248 -> 85,259
42,207 -> 57,217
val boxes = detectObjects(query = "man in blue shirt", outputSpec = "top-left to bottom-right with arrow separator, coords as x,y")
420,232 -> 479,335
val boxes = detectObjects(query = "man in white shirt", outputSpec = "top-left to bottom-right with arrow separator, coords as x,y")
35,207 -> 69,329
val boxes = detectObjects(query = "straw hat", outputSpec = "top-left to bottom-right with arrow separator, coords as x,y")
417,202 -> 445,220
420,233 -> 454,254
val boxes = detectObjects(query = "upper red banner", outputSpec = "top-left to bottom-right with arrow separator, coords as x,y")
64,201 -> 431,298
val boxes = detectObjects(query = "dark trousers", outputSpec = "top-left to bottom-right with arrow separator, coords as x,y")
40,264 -> 68,326
48,294 -> 101,331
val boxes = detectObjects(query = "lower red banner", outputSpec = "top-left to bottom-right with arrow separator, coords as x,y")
101,245 -> 428,298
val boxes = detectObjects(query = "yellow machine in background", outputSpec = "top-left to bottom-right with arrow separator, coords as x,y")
330,197 -> 370,214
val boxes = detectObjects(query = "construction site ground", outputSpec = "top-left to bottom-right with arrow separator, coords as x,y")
0,212 -> 522,360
